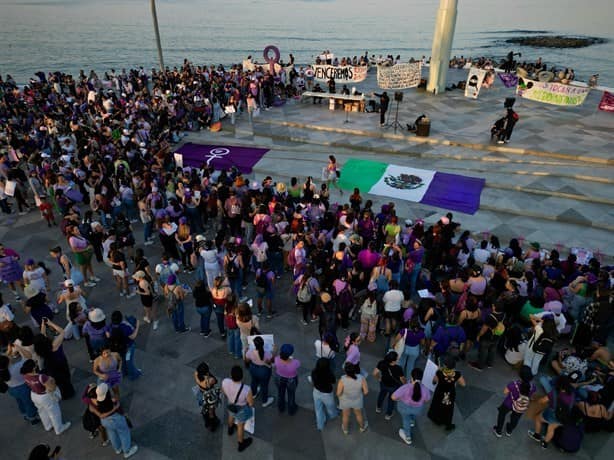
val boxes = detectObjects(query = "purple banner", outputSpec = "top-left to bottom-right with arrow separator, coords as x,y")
499,73 -> 519,88
175,143 -> 269,173
420,172 -> 485,215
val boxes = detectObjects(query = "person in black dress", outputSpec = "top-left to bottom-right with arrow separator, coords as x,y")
427,356 -> 465,430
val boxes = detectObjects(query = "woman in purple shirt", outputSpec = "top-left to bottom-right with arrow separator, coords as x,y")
343,332 -> 361,371
392,368 -> 431,445
393,317 -> 425,377
274,344 -> 300,415
529,375 -> 575,449
493,365 -> 536,437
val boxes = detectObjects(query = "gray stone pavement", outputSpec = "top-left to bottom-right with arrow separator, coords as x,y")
1,212 -> 613,460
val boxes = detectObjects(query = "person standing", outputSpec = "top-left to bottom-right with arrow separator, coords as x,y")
337,362 -> 369,434
427,356 -> 466,431
374,91 -> 390,126
164,274 -> 190,333
194,362 -> 220,432
193,280 -> 213,337
222,365 -> 254,452
310,357 -> 339,431
133,270 -> 158,331
244,336 -> 275,408
21,359 -> 71,435
106,311 -> 141,381
493,365 -> 536,437
392,368 -> 431,445
497,108 -> 519,144
274,344 -> 300,415
373,351 -> 405,420
91,383 -> 138,458
0,353 -> 39,424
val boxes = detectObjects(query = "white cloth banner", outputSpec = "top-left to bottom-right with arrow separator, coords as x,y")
376,63 -> 422,90
423,359 -> 439,392
311,65 -> 367,83
368,165 -> 436,203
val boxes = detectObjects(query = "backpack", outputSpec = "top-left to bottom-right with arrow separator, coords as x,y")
337,286 -> 354,313
108,324 -> 127,355
511,382 -> 530,413
554,390 -> 575,426
297,278 -> 312,303
166,286 -> 179,315
226,256 -> 239,279
533,335 -> 553,355
490,312 -> 506,337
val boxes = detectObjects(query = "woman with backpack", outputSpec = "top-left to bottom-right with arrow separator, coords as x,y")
295,266 -> 319,326
524,315 -> 557,376
163,274 -> 189,333
194,362 -> 221,432
493,365 -> 536,437
528,375 -> 575,449
469,302 -> 505,372
223,243 -> 244,297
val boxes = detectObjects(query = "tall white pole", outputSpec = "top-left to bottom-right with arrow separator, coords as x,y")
427,0 -> 458,95
150,0 -> 165,71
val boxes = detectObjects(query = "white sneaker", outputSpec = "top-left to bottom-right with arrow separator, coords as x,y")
153,321 -> 159,331
90,276 -> 102,282
56,421 -> 71,435
263,396 -> 275,408
126,292 -> 136,299
124,445 -> 138,458
119,292 -> 125,297
143,240 -> 153,246
398,428 -> 412,445
143,317 -> 151,324
84,282 -> 96,287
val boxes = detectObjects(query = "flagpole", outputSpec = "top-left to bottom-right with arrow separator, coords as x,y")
150,0 -> 165,71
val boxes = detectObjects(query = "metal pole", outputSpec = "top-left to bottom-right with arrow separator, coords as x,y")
150,0 -> 165,71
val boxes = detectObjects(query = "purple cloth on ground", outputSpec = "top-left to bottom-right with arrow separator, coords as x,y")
420,172 -> 485,215
499,73 -> 519,88
175,143 -> 269,174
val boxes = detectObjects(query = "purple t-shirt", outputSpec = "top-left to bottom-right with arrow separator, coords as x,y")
345,344 -> 360,365
393,382 -> 431,407
402,329 -> 425,347
503,380 -> 537,410
274,357 -> 301,378
83,321 -> 107,341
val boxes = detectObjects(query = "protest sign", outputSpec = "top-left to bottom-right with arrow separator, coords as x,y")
376,63 -> 422,89
598,91 -> 614,112
247,334 -> 275,353
516,78 -> 590,106
311,65 -> 367,83
464,68 -> 495,99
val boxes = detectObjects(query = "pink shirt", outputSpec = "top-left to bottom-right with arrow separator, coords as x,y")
274,357 -> 301,378
345,344 -> 360,365
221,379 -> 250,406
393,382 -> 431,407
246,349 -> 272,366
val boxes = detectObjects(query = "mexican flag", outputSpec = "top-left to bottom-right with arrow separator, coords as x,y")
338,159 -> 485,214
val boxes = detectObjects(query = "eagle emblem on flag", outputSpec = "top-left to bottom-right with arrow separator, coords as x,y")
384,173 -> 424,190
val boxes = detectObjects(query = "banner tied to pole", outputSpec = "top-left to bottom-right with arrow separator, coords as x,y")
598,91 -> 614,112
464,67 -> 495,99
311,65 -> 367,83
516,78 -> 590,106
376,62 -> 422,90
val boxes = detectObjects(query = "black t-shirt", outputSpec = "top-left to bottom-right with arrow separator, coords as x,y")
377,361 -> 404,388
311,369 -> 336,394
111,251 -> 125,271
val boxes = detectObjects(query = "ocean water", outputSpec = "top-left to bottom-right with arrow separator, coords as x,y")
0,0 -> 612,86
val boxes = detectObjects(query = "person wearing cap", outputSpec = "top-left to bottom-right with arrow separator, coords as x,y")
83,308 -> 108,361
57,278 -> 87,322
90,383 -> 138,458
274,344 -> 301,415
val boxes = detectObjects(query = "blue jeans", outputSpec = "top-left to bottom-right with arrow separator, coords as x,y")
230,275 -> 243,297
276,375 -> 298,414
122,198 -> 138,221
8,383 -> 38,419
270,252 -> 283,276
123,343 -> 141,380
313,388 -> 339,431
143,221 -> 153,242
100,413 -> 133,453
227,328 -> 241,359
196,306 -> 212,334
213,306 -> 226,335
410,264 -> 422,297
377,382 -> 397,416
172,300 -> 187,332
249,364 -> 272,403
397,400 -> 424,439
403,344 -> 421,376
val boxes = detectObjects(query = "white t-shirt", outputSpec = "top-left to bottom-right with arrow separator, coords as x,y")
383,290 -> 404,312
221,379 -> 250,406
315,339 -> 336,359
0,304 -> 15,322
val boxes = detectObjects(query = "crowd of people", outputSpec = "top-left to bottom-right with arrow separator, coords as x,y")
0,61 -> 612,459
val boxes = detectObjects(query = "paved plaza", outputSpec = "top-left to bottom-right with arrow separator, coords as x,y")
1,69 -> 613,460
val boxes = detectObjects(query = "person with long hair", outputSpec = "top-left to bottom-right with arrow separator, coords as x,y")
373,351 -> 405,419
337,362 -> 368,434
392,368 -> 431,445
493,365 -> 535,437
175,217 -> 194,271
192,279 -> 213,337
21,358 -> 71,435
0,243 -> 25,300
358,288 -> 378,343
236,302 -> 259,357
224,293 -> 242,359
427,356 -> 466,431
194,362 -> 220,432
343,332 -> 361,371
393,317 -> 425,378
244,335 -> 275,408
93,346 -> 122,399
529,375 -> 575,449
310,357 -> 339,431
34,319 -> 75,399
133,270 -> 158,330
66,226 -> 98,287
0,352 -> 39,424
324,155 -> 342,194
222,365 -> 254,452
524,315 -> 557,375
274,343 -> 301,415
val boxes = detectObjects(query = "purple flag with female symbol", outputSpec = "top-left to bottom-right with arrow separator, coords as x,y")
499,73 -> 519,88
175,143 -> 269,173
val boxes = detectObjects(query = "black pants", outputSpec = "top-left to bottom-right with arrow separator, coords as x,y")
380,108 -> 387,125
495,404 -> 523,433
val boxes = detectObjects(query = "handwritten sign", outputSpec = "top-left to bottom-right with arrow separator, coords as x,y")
311,65 -> 367,83
464,67 -> 495,99
377,63 -> 422,90
516,78 -> 590,106
598,91 -> 614,112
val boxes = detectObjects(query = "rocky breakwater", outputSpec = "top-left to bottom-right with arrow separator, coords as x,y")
505,35 -> 607,48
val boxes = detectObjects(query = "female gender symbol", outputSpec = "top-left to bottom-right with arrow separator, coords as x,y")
263,45 -> 281,75
205,147 -> 230,166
